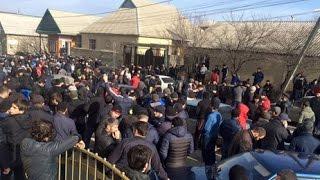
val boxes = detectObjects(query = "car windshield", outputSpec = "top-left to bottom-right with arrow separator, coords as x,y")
161,77 -> 174,83
216,153 -> 272,179
269,173 -> 320,180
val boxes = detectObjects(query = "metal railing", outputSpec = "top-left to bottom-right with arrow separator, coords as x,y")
57,147 -> 129,180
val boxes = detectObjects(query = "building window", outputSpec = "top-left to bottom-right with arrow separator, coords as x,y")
76,35 -> 82,48
89,39 -> 96,50
49,40 -> 56,53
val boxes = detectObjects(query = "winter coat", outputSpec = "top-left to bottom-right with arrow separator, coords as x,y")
108,136 -> 168,180
211,72 -> 220,83
310,97 -> 320,123
131,76 -> 141,89
289,132 -> 320,154
253,71 -> 264,85
146,124 -> 160,146
53,113 -> 79,142
29,106 -> 53,122
196,99 -> 211,120
202,111 -> 222,147
0,113 -> 32,145
159,126 -> 194,168
219,118 -> 241,154
21,136 -> 79,180
94,127 -> 119,158
233,86 -> 244,103
238,103 -> 249,129
298,107 -> 315,124
228,130 -> 255,157
261,117 -> 290,151
261,97 -> 271,111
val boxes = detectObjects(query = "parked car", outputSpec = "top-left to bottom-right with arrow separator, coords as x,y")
145,75 -> 175,90
189,150 -> 320,180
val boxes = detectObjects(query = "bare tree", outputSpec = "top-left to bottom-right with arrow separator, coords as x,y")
168,14 -> 209,67
208,14 -> 279,73
268,22 -> 315,90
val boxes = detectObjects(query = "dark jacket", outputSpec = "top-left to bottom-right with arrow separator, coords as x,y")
289,132 -> 320,154
219,118 -> 241,156
261,118 -> 289,151
310,97 -> 320,135
253,71 -> 264,85
108,136 -> 168,180
123,167 -> 150,180
53,113 -> 79,142
0,113 -> 32,145
196,99 -> 211,119
29,106 -> 53,122
159,126 -> 194,168
94,127 -> 119,158
21,136 -> 79,180
228,130 -> 255,157
146,124 -> 160,146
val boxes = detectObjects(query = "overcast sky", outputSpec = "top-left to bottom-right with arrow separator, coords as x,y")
0,0 -> 319,21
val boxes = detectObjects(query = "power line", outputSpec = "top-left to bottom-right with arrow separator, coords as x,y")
53,0 -> 173,18
90,0 -> 308,26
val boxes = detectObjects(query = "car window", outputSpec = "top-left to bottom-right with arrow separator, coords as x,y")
161,77 -> 174,83
216,153 -> 271,179
269,174 -> 320,180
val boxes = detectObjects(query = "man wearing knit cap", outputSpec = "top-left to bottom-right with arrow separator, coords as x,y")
201,97 -> 222,166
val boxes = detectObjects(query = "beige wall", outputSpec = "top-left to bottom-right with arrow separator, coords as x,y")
185,48 -> 320,90
5,34 -> 48,55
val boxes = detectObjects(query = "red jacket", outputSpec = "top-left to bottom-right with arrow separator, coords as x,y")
211,72 -> 220,84
131,76 -> 140,89
261,97 -> 271,111
238,103 -> 249,129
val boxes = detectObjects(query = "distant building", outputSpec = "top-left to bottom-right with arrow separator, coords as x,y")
0,11 -> 47,55
36,9 -> 100,57
77,0 -> 185,67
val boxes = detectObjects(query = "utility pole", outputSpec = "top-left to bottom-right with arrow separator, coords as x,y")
282,16 -> 320,94
113,42 -> 116,70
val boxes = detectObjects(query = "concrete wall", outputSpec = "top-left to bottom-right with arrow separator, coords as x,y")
71,47 -> 115,65
185,48 -> 320,90
4,34 -> 47,55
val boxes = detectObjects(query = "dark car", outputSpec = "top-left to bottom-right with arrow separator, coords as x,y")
189,150 -> 320,180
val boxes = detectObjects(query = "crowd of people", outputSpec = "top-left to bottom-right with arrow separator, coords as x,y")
0,54 -> 319,180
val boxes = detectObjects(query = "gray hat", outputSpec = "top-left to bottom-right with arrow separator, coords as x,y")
271,106 -> 282,116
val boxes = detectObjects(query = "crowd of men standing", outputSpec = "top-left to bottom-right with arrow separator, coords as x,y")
0,54 -> 319,180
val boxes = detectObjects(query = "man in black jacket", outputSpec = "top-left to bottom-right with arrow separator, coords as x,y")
260,107 -> 290,151
289,119 -> 320,154
95,117 -> 121,158
159,117 -> 194,180
0,98 -> 31,180
108,121 -> 168,180
29,94 -> 53,122
310,88 -> 320,138
194,92 -> 211,149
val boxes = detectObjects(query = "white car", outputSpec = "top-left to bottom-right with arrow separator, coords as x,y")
155,75 -> 175,90
145,75 -> 175,90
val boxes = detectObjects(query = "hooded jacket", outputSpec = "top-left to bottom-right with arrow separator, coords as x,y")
159,126 -> 194,168
298,107 -> 316,124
